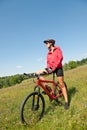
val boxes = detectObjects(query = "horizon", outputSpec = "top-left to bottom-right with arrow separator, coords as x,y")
0,57 -> 87,77
0,0 -> 87,76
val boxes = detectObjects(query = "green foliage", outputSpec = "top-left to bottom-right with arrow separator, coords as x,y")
68,61 -> 77,69
63,63 -> 69,70
63,57 -> 87,71
0,74 -> 26,89
0,65 -> 87,130
0,57 -> 87,89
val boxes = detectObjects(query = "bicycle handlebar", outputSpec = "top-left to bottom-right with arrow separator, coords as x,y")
24,73 -> 37,77
24,71 -> 55,81
24,72 -> 46,78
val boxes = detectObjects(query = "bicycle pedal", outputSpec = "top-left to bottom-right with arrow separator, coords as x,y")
55,99 -> 62,106
42,91 -> 46,95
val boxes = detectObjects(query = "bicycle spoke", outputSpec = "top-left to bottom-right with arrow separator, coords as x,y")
20,92 -> 45,125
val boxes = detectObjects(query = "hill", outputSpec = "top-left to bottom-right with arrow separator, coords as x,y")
0,57 -> 87,89
0,65 -> 87,130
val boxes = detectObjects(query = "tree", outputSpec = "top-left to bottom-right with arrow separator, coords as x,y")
68,61 -> 77,69
63,63 -> 69,70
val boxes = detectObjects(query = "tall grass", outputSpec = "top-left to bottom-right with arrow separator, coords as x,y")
0,65 -> 87,130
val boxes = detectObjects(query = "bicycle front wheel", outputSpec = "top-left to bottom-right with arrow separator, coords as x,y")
20,91 -> 45,125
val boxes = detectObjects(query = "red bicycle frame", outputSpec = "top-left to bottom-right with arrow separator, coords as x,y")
36,78 -> 63,100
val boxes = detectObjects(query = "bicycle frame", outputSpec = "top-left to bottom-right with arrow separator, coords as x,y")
35,76 -> 63,100
20,73 -> 65,125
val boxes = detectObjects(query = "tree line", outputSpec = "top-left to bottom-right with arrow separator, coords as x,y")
63,57 -> 87,70
0,58 -> 87,89
0,74 -> 27,89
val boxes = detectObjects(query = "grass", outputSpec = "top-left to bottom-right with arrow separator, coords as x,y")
0,65 -> 87,130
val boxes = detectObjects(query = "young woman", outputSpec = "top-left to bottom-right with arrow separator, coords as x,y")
36,39 -> 69,109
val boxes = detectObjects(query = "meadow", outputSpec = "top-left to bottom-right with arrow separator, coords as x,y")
0,65 -> 87,130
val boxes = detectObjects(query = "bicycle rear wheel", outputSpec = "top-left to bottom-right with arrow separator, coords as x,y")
54,82 -> 68,105
55,82 -> 68,98
20,91 -> 45,125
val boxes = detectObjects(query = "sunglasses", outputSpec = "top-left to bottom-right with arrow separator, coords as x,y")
45,42 -> 49,45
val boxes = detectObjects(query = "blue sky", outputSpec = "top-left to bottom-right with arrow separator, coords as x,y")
0,0 -> 87,77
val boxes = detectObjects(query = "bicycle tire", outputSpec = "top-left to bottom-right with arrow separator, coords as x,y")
55,81 -> 68,97
20,91 -> 45,125
64,81 -> 68,91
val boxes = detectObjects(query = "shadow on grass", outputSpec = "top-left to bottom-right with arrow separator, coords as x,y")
44,98 -> 63,115
44,86 -> 77,115
68,86 -> 77,105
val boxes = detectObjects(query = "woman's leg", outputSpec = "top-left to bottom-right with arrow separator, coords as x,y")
58,76 -> 69,109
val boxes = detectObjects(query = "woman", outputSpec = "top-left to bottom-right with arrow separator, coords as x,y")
36,39 -> 69,109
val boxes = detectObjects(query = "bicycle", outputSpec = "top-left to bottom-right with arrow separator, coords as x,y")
20,73 -> 67,125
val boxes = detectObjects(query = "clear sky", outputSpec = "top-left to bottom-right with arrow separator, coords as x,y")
0,0 -> 87,77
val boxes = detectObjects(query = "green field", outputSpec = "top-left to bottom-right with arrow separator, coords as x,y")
0,65 -> 87,130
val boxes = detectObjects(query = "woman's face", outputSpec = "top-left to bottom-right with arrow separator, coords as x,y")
45,42 -> 51,49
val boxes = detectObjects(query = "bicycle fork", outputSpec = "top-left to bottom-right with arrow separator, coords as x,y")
32,86 -> 40,111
